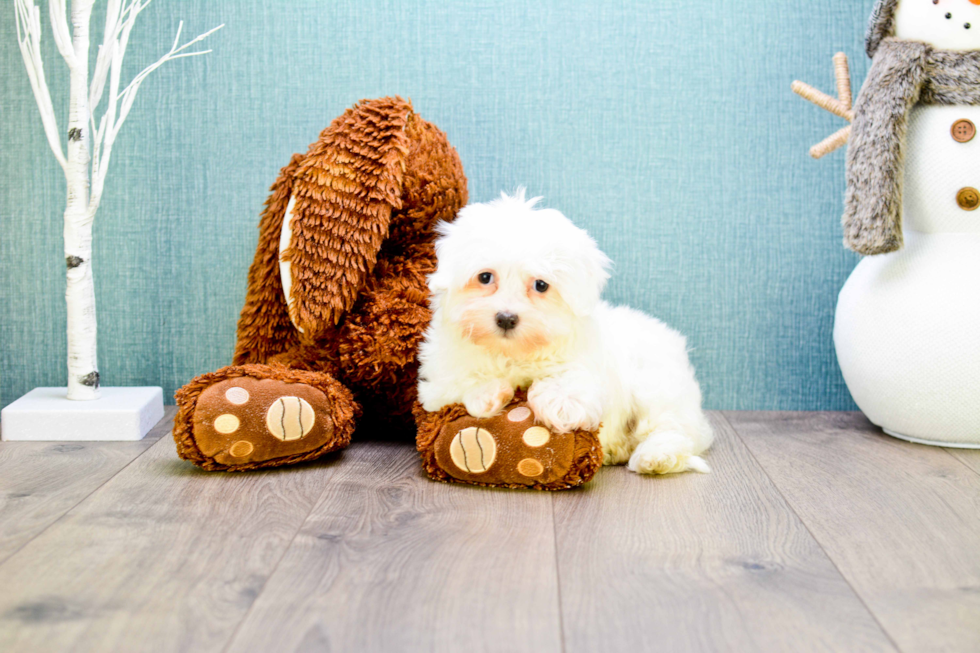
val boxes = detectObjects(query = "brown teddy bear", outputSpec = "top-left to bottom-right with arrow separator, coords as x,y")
173,97 -> 601,489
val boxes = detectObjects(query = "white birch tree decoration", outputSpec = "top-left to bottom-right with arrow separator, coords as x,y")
13,0 -> 222,400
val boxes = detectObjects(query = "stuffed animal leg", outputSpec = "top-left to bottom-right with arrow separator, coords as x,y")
173,363 -> 357,471
414,391 -> 602,490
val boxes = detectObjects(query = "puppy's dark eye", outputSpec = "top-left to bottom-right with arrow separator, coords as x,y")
534,280 -> 550,293
478,272 -> 494,285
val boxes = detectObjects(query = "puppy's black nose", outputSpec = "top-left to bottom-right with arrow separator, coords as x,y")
495,311 -> 519,331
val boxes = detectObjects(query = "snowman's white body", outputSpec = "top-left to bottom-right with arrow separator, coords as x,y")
835,104 -> 980,447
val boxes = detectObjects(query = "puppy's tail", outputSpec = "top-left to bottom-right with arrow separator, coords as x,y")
687,455 -> 711,474
628,430 -> 712,475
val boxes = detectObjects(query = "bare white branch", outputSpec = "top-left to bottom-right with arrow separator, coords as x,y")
14,0 -> 66,169
115,22 -> 225,110
47,0 -> 75,66
90,111 -> 109,187
89,13 -> 223,214
89,0 -> 145,184
89,26 -> 124,213
88,0 -> 123,112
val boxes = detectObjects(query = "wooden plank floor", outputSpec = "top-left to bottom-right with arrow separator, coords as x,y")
0,409 -> 977,652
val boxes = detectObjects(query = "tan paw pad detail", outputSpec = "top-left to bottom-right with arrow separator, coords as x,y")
449,427 -> 497,474
508,406 -> 532,422
517,458 -> 544,477
266,397 -> 315,441
214,414 -> 240,434
224,387 -> 250,405
229,440 -> 254,458
522,426 -> 551,447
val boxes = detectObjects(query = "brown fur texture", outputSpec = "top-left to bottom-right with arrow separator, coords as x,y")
844,35 -> 980,255
413,391 -> 603,491
174,97 -> 468,470
918,50 -> 980,105
232,154 -> 304,366
866,0 -> 899,58
844,39 -> 928,255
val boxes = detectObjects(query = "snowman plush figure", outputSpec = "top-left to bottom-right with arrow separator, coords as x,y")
834,0 -> 980,446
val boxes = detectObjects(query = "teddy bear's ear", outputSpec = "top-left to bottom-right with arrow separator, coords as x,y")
233,98 -> 415,362
234,154 -> 305,365
233,97 -> 465,363
281,97 -> 415,338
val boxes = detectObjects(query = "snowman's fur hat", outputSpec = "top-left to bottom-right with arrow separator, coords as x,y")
866,0 -> 899,58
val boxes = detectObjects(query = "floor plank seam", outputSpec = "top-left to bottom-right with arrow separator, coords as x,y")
550,494 -> 568,653
717,412 -> 904,653
941,448 -> 980,479
0,427 -> 168,571
219,462 -> 340,653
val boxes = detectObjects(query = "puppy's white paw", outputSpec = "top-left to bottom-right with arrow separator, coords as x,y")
527,380 -> 602,434
628,432 -> 710,475
418,380 -> 447,413
462,380 -> 515,419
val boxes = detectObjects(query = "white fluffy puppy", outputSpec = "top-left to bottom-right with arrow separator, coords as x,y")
417,190 -> 713,474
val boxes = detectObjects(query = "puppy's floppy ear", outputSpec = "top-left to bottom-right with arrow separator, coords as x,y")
555,233 -> 612,317
427,271 -> 451,299
426,220 -> 455,297
426,270 -> 451,313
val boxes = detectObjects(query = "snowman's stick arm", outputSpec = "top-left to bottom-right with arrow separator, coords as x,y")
810,125 -> 852,160
792,53 -> 854,159
834,52 -> 852,110
791,81 -> 855,122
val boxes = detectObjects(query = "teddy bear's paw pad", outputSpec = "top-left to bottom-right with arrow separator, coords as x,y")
522,426 -> 551,447
192,378 -> 337,467
228,440 -> 254,458
449,427 -> 497,473
265,397 -> 316,441
434,403 -> 576,486
508,406 -> 532,422
516,457 -> 544,477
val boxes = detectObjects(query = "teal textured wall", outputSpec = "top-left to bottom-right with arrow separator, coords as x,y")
0,1 -> 873,410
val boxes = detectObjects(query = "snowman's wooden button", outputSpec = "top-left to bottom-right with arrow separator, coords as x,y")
952,119 -> 976,143
956,187 -> 980,211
